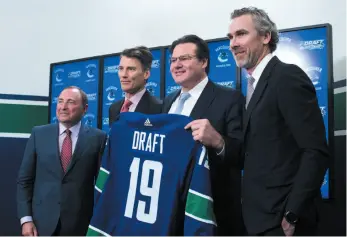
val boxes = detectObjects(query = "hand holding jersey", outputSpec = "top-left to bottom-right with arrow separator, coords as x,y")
88,112 -> 216,236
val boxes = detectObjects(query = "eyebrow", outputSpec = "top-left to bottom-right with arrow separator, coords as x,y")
119,66 -> 136,69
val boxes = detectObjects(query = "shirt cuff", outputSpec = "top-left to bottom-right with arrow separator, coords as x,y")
216,142 -> 225,156
20,216 -> 33,225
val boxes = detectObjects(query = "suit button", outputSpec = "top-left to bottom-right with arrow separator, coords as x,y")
245,152 -> 249,157
58,201 -> 60,204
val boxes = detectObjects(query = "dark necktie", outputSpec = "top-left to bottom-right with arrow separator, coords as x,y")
245,76 -> 255,109
61,129 -> 72,172
173,92 -> 190,114
120,99 -> 133,112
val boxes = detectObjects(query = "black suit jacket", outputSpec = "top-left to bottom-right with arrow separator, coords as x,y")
162,80 -> 245,235
109,90 -> 162,126
17,123 -> 107,236
242,56 -> 329,234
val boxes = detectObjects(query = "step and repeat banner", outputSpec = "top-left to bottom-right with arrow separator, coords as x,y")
49,24 -> 333,199
241,24 -> 332,199
50,59 -> 100,128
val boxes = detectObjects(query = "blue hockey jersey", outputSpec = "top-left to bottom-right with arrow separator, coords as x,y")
87,112 -> 216,236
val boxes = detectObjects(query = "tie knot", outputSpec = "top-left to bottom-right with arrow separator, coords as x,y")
124,99 -> 133,107
65,129 -> 71,136
179,92 -> 190,102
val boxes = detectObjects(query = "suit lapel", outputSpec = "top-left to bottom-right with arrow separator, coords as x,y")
116,98 -> 125,114
65,124 -> 89,175
243,56 -> 279,134
163,90 -> 180,113
189,80 -> 216,120
135,90 -> 150,113
50,124 -> 64,177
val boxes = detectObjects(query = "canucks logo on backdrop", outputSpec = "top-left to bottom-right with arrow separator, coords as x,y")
299,39 -> 325,50
104,64 -> 119,74
102,117 -> 109,126
152,60 -> 160,69
305,66 -> 322,90
52,116 -> 58,124
84,113 -> 95,127
105,86 -> 118,105
146,82 -> 157,96
54,68 -> 64,86
86,64 -> 97,82
215,45 -> 231,68
320,106 -> 327,117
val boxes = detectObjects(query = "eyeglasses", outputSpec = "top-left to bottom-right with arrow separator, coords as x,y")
169,54 -> 197,64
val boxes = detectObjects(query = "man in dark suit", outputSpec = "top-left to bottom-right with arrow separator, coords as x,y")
109,46 -> 162,126
162,34 -> 244,235
228,7 -> 329,236
17,86 -> 107,236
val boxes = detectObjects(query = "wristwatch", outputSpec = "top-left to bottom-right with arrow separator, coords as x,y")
284,211 -> 298,225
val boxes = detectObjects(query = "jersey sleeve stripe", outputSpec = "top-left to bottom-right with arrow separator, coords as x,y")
185,189 -> 216,225
95,168 -> 110,192
185,212 -> 217,226
188,189 -> 213,202
100,167 -> 110,174
87,225 -> 112,237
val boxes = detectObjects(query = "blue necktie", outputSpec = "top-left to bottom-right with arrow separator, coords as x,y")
173,92 -> 191,114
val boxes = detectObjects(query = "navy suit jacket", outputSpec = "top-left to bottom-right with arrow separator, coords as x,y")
108,90 -> 162,126
17,123 -> 107,236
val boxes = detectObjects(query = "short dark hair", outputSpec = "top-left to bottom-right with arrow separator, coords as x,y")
230,7 -> 279,53
63,86 -> 88,108
120,46 -> 153,71
169,34 -> 210,74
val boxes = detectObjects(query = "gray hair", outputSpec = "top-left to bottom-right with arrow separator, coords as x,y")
231,7 -> 279,52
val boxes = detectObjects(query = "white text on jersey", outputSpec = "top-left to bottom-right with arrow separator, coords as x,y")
132,131 -> 166,154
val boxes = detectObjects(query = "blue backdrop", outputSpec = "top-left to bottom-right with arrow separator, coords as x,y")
50,59 -> 100,128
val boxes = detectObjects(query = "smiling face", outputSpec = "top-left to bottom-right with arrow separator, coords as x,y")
56,88 -> 87,128
170,43 -> 207,91
228,14 -> 271,73
118,56 -> 149,96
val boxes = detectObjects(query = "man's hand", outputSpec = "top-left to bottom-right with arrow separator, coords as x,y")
281,217 -> 295,236
22,221 -> 38,236
184,119 -> 224,149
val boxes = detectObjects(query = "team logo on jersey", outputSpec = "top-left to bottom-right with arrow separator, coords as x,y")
144,118 -> 153,126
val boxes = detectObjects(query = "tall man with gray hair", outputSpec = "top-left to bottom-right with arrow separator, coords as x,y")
228,7 -> 329,236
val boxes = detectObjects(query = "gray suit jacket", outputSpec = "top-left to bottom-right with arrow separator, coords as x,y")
17,123 -> 107,236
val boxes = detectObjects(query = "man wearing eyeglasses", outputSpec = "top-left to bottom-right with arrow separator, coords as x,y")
162,34 -> 245,235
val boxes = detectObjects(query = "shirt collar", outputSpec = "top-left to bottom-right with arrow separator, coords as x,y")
250,53 -> 274,86
127,87 -> 146,106
182,76 -> 209,99
59,120 -> 81,137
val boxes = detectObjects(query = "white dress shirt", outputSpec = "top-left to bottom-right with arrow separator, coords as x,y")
126,87 -> 146,112
168,77 -> 209,115
249,53 -> 274,89
168,77 -> 224,155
